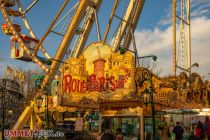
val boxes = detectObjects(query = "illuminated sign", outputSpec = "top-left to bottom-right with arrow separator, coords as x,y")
60,42 -> 135,97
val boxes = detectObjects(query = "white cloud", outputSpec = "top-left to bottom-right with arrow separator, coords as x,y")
191,0 -> 210,9
158,0 -> 210,26
135,16 -> 210,77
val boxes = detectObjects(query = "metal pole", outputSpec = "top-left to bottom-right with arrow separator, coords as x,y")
23,0 -> 39,14
172,0 -> 177,76
130,28 -> 140,67
187,0 -> 191,77
33,0 -> 69,55
46,91 -> 49,130
103,0 -> 119,43
150,73 -> 156,140
1,86 -> 5,140
45,89 -> 49,140
94,8 -> 101,42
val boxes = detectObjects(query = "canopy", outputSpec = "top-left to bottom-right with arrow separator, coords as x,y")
165,109 -> 199,115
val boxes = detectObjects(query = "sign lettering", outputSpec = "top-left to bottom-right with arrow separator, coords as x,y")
63,71 -> 130,93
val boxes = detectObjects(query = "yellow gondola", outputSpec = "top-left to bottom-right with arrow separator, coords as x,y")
1,23 -> 21,35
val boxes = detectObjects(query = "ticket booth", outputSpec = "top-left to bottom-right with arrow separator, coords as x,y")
99,100 -> 144,140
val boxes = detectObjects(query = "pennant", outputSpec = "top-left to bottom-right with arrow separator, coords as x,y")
13,69 -> 19,80
6,65 -> 13,78
19,72 -> 25,82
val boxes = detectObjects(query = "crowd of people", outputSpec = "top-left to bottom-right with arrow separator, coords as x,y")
170,117 -> 210,140
96,117 -> 210,140
97,128 -> 135,140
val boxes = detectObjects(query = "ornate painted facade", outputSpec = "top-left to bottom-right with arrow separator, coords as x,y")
53,42 -> 210,112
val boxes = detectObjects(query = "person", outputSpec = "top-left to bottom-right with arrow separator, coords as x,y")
173,122 -> 184,140
194,121 -> 203,140
158,117 -> 168,140
204,117 -> 210,140
101,129 -> 114,140
97,132 -> 103,140
168,117 -> 175,139
115,128 -> 123,140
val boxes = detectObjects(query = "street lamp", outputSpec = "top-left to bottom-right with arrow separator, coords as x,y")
36,93 -> 49,131
143,88 -> 151,106
177,62 -> 199,89
7,109 -> 13,117
138,55 -> 157,140
119,47 -> 139,66
138,55 -> 157,62
176,62 -> 199,73
36,95 -> 43,110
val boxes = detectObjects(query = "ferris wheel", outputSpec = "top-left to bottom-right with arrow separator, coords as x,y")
0,0 -> 146,131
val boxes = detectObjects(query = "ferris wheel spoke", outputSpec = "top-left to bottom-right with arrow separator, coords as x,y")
123,0 -> 145,50
16,0 -> 51,59
33,0 -> 69,56
72,0 -> 102,58
0,5 -> 49,72
40,0 -> 93,90
112,0 -> 138,52
22,0 -> 39,14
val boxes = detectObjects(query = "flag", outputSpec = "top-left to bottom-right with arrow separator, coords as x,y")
6,65 -> 13,78
13,69 -> 19,80
19,72 -> 25,82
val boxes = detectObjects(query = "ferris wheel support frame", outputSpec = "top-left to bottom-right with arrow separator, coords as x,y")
102,0 -> 119,43
112,0 -> 136,52
40,0 -> 94,90
33,0 -> 69,56
123,0 -> 145,50
72,0 -> 102,58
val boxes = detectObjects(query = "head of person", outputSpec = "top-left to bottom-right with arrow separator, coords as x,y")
197,121 -> 203,128
130,134 -> 134,138
176,122 -> 180,126
105,129 -> 111,134
99,131 -> 102,136
206,117 -> 209,122
116,128 -> 122,133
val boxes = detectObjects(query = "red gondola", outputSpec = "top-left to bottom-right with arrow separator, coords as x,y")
10,34 -> 39,62
6,8 -> 22,17
0,0 -> 15,7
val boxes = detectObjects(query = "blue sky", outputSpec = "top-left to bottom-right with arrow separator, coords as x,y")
0,0 -> 210,79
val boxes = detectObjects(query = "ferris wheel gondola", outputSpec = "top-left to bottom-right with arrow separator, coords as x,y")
10,34 -> 39,61
0,0 -> 15,7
